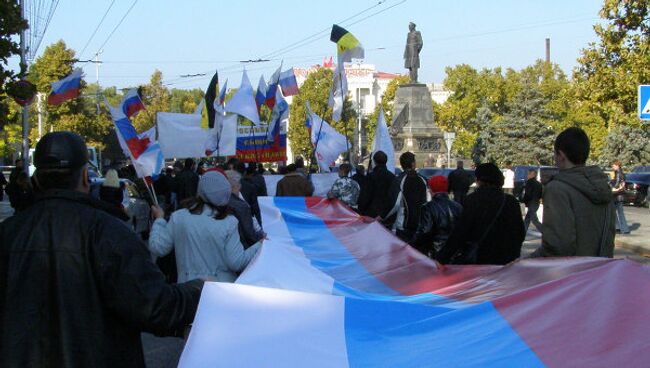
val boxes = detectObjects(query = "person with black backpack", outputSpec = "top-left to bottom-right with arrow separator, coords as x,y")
384,152 -> 428,243
438,163 -> 525,265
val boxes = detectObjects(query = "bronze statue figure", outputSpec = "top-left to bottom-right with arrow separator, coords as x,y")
404,22 -> 423,83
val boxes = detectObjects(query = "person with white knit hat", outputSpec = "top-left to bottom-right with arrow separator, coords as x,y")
148,171 -> 261,283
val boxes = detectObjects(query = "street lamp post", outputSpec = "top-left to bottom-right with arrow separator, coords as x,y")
443,132 -> 456,168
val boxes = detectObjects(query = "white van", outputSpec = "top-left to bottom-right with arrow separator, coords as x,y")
29,147 -> 100,175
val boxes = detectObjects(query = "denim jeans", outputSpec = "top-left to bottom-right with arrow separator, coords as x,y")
614,201 -> 630,233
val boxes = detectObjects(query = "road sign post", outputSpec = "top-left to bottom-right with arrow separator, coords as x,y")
639,85 -> 650,121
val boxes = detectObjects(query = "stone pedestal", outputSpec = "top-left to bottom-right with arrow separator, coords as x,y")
391,84 -> 445,167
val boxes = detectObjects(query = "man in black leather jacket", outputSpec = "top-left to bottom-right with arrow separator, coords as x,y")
0,132 -> 203,368
412,175 -> 462,259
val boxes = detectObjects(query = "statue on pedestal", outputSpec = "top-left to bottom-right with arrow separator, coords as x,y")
404,22 -> 423,83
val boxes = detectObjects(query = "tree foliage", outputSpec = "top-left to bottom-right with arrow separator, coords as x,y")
600,124 -> 650,169
573,0 -> 650,129
287,67 -> 355,160
480,86 -> 555,166
132,70 -> 170,133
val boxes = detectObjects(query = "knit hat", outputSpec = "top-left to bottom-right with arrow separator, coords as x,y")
198,171 -> 231,207
427,175 -> 448,193
475,163 -> 504,187
102,169 -> 121,188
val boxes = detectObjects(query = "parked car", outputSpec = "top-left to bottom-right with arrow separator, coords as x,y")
417,167 -> 476,183
623,166 -> 650,207
513,165 -> 559,199
90,177 -> 151,238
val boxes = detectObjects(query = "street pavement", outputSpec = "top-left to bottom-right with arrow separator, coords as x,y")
521,205 -> 650,264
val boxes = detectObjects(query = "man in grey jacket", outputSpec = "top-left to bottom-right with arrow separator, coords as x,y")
530,128 -> 615,258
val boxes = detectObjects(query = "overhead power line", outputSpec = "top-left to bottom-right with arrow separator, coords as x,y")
93,0 -> 138,56
79,0 -> 116,58
26,0 -> 60,61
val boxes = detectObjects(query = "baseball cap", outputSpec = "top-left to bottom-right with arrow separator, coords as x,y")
34,131 -> 88,170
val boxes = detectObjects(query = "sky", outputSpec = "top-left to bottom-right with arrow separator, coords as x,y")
10,0 -> 604,91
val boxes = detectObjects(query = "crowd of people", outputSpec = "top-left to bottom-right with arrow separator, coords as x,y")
0,127 -> 619,366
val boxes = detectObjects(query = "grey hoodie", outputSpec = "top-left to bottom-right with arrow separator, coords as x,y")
531,165 -> 615,257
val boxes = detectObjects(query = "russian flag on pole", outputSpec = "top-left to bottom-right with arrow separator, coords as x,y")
266,87 -> 288,144
255,75 -> 267,112
279,68 -> 299,96
121,88 -> 145,119
180,197 -> 650,367
48,68 -> 83,105
264,64 -> 282,109
105,98 -> 163,179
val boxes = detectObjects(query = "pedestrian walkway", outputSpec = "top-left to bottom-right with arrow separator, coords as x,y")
521,205 -> 650,264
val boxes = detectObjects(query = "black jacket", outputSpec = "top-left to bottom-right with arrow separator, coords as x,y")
412,193 -> 463,257
229,193 -> 264,248
240,177 -> 262,223
521,177 -> 543,206
447,168 -> 471,193
351,173 -> 370,212
174,169 -> 199,203
385,170 -> 428,232
0,190 -> 202,368
363,164 -> 396,218
438,186 -> 525,265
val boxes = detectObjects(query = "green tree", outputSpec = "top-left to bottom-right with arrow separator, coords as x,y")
287,67 -> 355,160
435,65 -> 510,155
170,88 -> 203,114
366,75 -> 409,148
0,0 -> 28,135
573,0 -> 650,129
26,40 -> 110,147
482,86 -> 555,166
600,125 -> 650,169
132,70 -> 170,132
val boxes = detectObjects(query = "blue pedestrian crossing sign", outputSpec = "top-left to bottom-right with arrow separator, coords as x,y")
639,85 -> 650,120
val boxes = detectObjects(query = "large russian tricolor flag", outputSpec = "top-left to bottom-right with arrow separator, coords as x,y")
180,197 -> 650,367
48,68 -> 83,105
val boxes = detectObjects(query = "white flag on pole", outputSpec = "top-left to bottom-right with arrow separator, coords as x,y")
225,70 -> 260,125
371,106 -> 396,173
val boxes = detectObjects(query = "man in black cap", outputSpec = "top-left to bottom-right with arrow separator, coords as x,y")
0,132 -> 203,368
438,163 -> 525,265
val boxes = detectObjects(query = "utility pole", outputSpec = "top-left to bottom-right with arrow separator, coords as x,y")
94,50 -> 103,114
357,86 -> 362,162
545,38 -> 551,64
20,0 -> 29,174
37,93 -> 43,139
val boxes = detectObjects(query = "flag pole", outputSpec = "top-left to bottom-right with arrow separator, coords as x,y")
339,64 -> 351,164
144,177 -> 159,206
309,105 -> 328,173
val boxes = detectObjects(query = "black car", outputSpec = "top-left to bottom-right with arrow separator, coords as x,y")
623,166 -> 650,206
417,167 -> 476,181
513,166 -> 559,199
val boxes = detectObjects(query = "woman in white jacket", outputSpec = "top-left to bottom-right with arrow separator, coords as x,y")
148,171 -> 261,283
